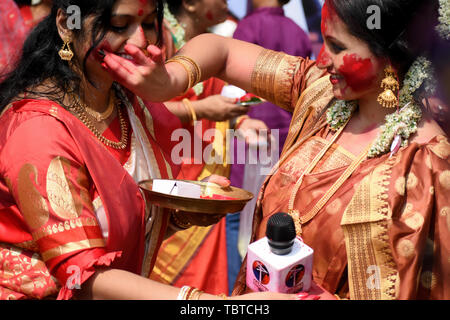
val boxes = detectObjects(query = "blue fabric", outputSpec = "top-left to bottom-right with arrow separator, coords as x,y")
226,212 -> 242,295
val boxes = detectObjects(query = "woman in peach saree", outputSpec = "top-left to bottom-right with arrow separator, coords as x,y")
103,0 -> 450,299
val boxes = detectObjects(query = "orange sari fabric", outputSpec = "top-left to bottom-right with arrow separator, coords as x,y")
0,94 -> 181,299
233,50 -> 450,299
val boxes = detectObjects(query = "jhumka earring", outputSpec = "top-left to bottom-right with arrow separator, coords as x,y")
58,37 -> 74,61
377,65 -> 399,108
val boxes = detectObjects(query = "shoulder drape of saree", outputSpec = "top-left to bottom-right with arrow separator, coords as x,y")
342,136 -> 450,300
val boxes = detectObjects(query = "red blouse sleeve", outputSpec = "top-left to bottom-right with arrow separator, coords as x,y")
0,112 -> 121,299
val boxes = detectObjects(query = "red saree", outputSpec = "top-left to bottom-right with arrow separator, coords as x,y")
0,90 -> 181,299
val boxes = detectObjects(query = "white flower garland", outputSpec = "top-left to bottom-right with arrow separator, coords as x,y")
437,0 -> 450,40
326,56 -> 435,158
163,4 -> 204,96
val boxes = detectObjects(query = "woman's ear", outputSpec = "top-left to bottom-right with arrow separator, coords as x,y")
182,0 -> 199,14
55,8 -> 73,42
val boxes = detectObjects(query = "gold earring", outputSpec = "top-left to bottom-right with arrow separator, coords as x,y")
58,38 -> 74,61
377,65 -> 399,108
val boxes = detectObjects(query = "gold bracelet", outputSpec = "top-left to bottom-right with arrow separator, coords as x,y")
171,211 -> 192,229
177,286 -> 191,300
172,55 -> 202,84
166,55 -> 201,95
180,101 -> 192,122
166,59 -> 192,95
182,98 -> 197,124
188,288 -> 204,300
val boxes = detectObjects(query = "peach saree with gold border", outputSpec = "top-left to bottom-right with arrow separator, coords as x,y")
233,50 -> 450,300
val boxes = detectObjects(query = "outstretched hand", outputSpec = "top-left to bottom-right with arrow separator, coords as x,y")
103,44 -> 176,102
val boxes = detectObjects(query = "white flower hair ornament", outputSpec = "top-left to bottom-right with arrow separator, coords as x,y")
437,0 -> 450,40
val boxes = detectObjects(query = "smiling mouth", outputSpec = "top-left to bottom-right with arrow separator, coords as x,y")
330,73 -> 344,84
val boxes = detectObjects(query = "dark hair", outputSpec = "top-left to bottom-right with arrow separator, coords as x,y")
327,0 -> 439,77
14,0 -> 32,5
166,0 -> 182,15
0,0 -> 164,111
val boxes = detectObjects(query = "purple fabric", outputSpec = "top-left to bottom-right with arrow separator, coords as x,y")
229,7 -> 312,188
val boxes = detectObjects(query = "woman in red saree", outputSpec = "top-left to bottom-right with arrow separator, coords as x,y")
0,0 -> 298,300
103,0 -> 450,299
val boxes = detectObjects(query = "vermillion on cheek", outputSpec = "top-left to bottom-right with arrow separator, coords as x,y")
338,54 -> 376,92
206,10 -> 214,21
316,45 -> 331,68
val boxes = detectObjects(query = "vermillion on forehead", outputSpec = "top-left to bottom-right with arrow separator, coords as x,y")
321,1 -> 337,36
338,54 -> 377,92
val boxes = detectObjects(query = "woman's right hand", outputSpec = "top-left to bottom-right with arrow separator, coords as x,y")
196,95 -> 249,121
103,44 -> 178,102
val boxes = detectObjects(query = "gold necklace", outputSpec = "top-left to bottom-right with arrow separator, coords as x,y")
287,117 -> 372,236
70,92 -> 128,150
79,92 -> 115,122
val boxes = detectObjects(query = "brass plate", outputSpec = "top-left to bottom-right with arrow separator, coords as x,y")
237,100 -> 264,106
139,179 -> 254,214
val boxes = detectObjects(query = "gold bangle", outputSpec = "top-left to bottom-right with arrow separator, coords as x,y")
218,293 -> 228,300
180,101 -> 192,122
172,55 -> 202,84
188,288 -> 204,300
166,55 -> 201,95
171,211 -> 192,229
166,59 -> 192,95
182,98 -> 197,124
177,286 -> 191,300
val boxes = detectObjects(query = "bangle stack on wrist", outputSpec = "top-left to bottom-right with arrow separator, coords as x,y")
177,286 -> 204,300
166,55 -> 202,95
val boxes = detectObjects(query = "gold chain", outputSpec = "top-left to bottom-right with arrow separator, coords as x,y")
70,91 -> 128,150
288,116 -> 372,236
81,92 -> 115,122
